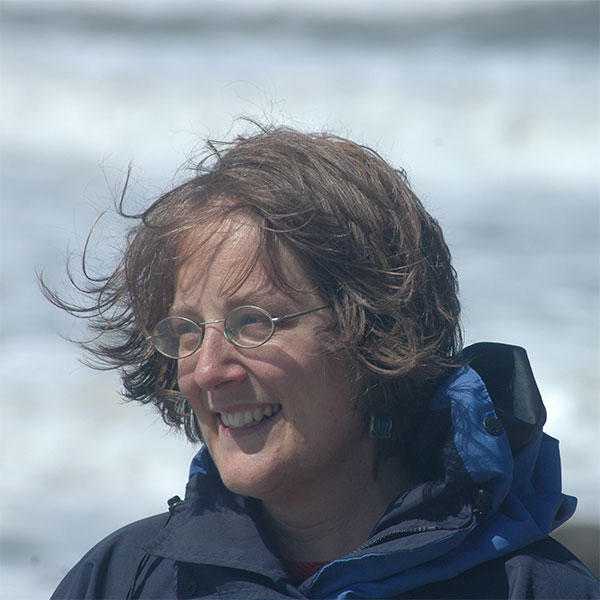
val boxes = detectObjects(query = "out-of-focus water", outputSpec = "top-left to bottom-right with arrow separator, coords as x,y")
1,1 -> 598,597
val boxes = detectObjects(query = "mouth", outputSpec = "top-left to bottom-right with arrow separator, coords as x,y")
218,404 -> 282,429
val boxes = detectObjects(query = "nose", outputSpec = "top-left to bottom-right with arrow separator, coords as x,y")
188,324 -> 248,391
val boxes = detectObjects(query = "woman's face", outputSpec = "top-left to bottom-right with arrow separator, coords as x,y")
175,219 -> 375,505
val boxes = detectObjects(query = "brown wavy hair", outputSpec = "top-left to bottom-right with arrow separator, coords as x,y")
42,124 -> 462,458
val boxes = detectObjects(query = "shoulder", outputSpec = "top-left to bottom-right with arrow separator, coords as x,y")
68,512 -> 169,563
504,537 -> 600,598
51,513 -> 171,599
499,537 -> 599,598
405,537 -> 599,599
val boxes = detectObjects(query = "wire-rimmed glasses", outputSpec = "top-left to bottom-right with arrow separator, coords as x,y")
150,305 -> 328,359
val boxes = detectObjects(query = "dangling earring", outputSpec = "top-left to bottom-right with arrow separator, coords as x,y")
370,414 -> 392,439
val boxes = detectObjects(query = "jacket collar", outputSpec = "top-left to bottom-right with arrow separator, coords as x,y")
144,463 -> 288,583
145,448 -> 479,595
147,344 -> 577,597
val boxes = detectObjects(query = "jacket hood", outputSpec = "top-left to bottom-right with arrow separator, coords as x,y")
185,343 -> 577,598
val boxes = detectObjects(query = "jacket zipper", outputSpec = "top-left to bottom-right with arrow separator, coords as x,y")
353,497 -> 483,555
352,524 -> 446,554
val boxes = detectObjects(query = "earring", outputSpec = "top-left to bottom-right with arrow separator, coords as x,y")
370,414 -> 392,439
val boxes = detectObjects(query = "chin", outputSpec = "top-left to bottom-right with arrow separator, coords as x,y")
217,457 -> 293,502
220,471 -> 274,500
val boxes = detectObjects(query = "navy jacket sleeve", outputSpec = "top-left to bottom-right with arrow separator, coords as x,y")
402,538 -> 599,599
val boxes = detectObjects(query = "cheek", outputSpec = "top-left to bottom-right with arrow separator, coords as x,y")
176,362 -> 208,418
177,368 -> 214,434
176,358 -> 195,393
291,358 -> 357,421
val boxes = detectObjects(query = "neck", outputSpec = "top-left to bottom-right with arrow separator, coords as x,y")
261,453 -> 417,562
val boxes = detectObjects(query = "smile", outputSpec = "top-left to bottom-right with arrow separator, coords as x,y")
219,404 -> 282,429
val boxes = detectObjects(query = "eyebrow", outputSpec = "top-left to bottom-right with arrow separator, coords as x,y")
167,304 -> 197,319
168,286 -> 298,319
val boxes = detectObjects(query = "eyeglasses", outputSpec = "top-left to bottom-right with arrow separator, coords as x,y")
150,305 -> 328,359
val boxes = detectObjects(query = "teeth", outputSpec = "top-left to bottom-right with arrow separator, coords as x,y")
220,405 -> 281,429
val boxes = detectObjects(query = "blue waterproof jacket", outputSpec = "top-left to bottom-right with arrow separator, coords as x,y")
51,343 -> 599,598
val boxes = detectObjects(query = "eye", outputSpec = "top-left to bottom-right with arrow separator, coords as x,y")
173,320 -> 198,337
240,314 -> 262,326
173,320 -> 202,352
225,306 -> 274,347
152,316 -> 202,359
236,309 -> 272,332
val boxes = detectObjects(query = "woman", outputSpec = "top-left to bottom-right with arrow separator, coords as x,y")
48,126 -> 598,598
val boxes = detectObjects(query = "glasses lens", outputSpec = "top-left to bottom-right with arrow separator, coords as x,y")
225,306 -> 274,348
152,317 -> 202,358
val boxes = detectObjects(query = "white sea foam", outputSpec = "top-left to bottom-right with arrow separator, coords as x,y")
1,1 -> 598,597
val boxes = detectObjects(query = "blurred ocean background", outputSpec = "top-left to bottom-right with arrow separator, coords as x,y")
1,0 -> 598,596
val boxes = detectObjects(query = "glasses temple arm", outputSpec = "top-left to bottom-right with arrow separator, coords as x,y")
271,305 -> 328,324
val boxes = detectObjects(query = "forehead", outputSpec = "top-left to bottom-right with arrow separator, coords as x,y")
173,217 -> 313,308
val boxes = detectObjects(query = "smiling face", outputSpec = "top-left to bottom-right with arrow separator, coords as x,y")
175,218 -> 376,506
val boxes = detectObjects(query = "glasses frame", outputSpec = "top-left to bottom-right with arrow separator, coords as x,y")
150,304 -> 328,359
